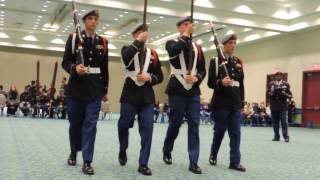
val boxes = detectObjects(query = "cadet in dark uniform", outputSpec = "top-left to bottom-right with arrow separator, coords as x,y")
61,10 -> 109,175
162,16 -> 206,174
208,34 -> 246,172
118,24 -> 163,176
267,72 -> 292,142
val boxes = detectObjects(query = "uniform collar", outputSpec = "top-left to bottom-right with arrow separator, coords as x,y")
82,30 -> 96,39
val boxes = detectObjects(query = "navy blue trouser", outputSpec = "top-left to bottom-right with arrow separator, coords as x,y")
163,95 -> 200,164
271,110 -> 288,138
118,103 -> 154,166
211,110 -> 241,164
67,98 -> 101,163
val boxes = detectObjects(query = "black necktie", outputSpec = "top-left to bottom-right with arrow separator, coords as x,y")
88,37 -> 93,48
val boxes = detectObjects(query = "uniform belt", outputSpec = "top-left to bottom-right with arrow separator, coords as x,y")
232,81 -> 240,87
86,67 -> 101,74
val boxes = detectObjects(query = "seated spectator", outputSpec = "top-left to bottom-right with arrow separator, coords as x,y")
243,102 -> 253,126
154,101 -> 160,123
251,102 -> 263,126
258,102 -> 272,126
7,85 -> 20,116
56,90 -> 67,119
19,86 -> 32,117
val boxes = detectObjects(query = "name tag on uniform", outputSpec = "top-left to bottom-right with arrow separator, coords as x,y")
87,67 -> 101,74
96,45 -> 103,49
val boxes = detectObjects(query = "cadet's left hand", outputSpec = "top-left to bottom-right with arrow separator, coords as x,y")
137,73 -> 151,82
186,75 -> 198,84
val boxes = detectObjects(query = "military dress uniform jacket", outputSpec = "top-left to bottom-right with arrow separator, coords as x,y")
165,36 -> 206,97
62,31 -> 109,101
120,40 -> 163,106
208,56 -> 245,111
267,80 -> 292,111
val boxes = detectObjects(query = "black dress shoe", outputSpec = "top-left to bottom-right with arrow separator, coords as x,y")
67,152 -> 77,166
163,151 -> 172,165
284,137 -> 290,143
118,151 -> 127,166
229,163 -> 246,172
209,155 -> 217,166
272,137 -> 280,141
138,165 -> 152,176
189,163 -> 202,174
82,163 -> 94,175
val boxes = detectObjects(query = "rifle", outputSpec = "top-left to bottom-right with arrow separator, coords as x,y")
49,62 -> 58,99
48,62 -> 58,118
71,0 -> 85,65
208,21 -> 230,77
139,0 -> 148,74
36,60 -> 40,96
187,0 -> 194,75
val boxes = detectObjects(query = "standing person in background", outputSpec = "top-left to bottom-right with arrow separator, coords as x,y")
207,34 -> 246,172
62,10 -> 109,175
267,72 -> 292,143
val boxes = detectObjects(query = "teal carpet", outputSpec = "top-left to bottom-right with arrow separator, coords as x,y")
0,117 -> 319,180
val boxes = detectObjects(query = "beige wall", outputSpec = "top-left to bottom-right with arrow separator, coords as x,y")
0,46 -> 170,112
201,27 -> 320,107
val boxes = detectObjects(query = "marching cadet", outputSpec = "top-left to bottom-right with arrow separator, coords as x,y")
61,10 -> 109,175
267,72 -> 292,142
207,34 -> 246,172
162,16 -> 206,174
118,23 -> 163,176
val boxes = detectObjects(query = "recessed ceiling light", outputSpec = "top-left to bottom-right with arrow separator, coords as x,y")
114,18 -> 118,21
166,31 -> 170,34
159,16 -> 164,19
0,14 -> 4,17
153,19 -> 157,22
119,15 -> 123,18
41,9 -> 47,12
0,0 -> 5,2
23,35 -> 38,42
234,5 -> 254,14
0,32 -> 9,38
43,5 -> 48,8
81,9 -> 86,12
46,1 -> 51,3
38,15 -> 42,18
0,11 -> 4,14
124,11 -> 128,14
50,38 -> 65,44
0,4 -> 5,7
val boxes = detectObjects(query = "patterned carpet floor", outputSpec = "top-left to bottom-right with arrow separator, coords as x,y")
0,117 -> 319,180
